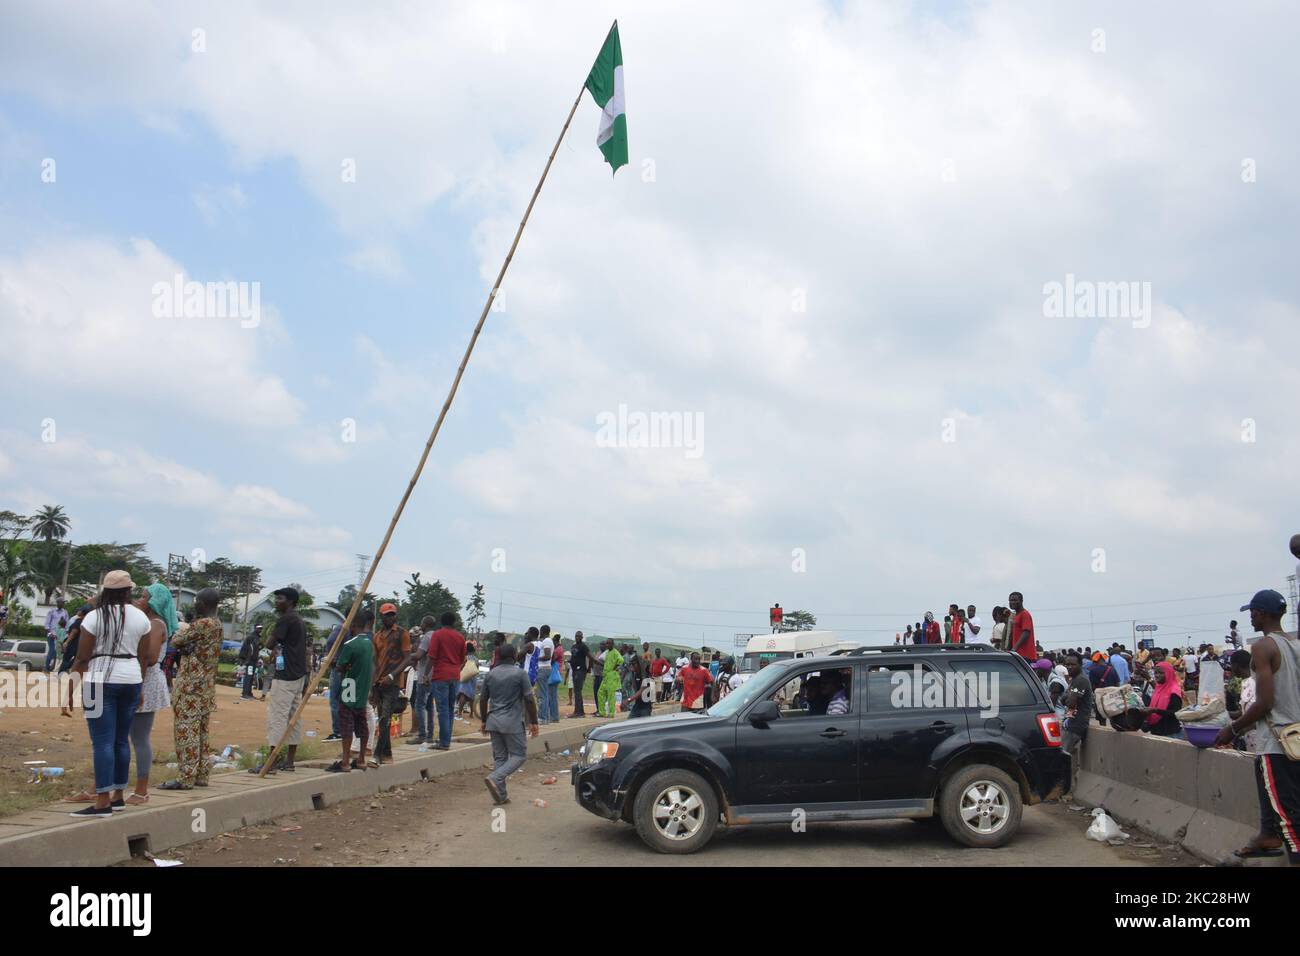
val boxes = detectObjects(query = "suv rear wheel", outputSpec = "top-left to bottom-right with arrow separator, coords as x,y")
632,768 -> 719,854
938,764 -> 1022,848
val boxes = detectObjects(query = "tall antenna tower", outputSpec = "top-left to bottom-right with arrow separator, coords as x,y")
356,554 -> 372,589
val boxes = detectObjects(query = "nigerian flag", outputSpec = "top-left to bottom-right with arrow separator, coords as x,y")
584,23 -> 627,174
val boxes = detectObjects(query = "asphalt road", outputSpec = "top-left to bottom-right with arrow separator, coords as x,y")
129,749 -> 1192,867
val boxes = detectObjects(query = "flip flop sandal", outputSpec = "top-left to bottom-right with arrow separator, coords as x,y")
326,761 -> 350,773
349,758 -> 367,771
126,793 -> 149,805
1234,843 -> 1284,858
64,790 -> 96,803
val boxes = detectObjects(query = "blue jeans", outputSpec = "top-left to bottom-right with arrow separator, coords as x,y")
45,638 -> 56,671
536,666 -> 552,721
543,679 -> 560,724
430,679 -> 457,748
412,681 -> 433,740
84,681 -> 139,794
328,669 -> 342,735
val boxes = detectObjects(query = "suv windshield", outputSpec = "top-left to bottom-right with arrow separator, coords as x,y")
705,660 -> 794,718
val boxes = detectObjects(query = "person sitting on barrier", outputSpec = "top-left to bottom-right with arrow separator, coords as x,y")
1128,661 -> 1183,737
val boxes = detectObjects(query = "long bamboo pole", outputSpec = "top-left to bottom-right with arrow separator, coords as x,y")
259,80 -> 590,776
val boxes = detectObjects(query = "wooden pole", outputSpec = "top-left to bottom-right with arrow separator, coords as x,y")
260,81 -> 591,776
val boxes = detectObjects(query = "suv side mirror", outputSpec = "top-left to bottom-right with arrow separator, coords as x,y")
748,700 -> 780,726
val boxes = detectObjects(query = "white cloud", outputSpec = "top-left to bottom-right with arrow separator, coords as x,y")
0,237 -> 303,428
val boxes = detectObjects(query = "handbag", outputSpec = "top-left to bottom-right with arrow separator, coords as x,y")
460,656 -> 479,682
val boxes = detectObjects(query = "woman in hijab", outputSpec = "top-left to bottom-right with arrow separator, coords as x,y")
1132,660 -> 1184,737
126,583 -> 174,804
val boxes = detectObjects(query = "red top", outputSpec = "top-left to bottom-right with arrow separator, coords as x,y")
429,627 -> 467,681
1010,610 -> 1036,661
924,620 -> 941,644
650,658 -> 669,678
678,665 -> 714,708
551,644 -> 564,667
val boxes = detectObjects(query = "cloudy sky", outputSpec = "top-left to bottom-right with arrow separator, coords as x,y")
1,1 -> 1296,650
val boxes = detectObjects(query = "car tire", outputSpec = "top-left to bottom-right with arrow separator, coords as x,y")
938,763 -> 1022,849
632,768 -> 719,854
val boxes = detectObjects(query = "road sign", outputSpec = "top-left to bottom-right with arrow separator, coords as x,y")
1134,624 -> 1159,632
734,633 -> 754,649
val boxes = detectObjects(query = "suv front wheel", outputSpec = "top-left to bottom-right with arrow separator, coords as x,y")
938,764 -> 1022,848
632,768 -> 719,854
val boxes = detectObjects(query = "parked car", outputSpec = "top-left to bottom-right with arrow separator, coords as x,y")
572,644 -> 1067,854
0,638 -> 50,671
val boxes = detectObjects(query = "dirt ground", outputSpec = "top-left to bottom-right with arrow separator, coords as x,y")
0,675 -> 468,815
121,749 -> 1195,868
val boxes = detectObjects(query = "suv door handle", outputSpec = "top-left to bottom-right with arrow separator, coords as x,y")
820,728 -> 847,738
930,721 -> 955,730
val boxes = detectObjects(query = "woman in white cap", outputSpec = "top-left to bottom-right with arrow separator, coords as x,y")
69,570 -> 153,817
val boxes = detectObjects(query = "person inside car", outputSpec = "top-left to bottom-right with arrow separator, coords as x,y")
825,670 -> 850,716
802,675 -> 829,715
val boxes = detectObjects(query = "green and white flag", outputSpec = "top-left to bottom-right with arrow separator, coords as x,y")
584,23 -> 627,174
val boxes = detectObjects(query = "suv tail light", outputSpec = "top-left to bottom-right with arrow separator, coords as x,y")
1037,713 -> 1062,747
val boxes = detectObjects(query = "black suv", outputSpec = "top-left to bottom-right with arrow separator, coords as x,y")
573,645 -> 1067,853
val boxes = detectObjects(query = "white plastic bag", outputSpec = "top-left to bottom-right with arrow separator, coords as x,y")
1086,808 -> 1128,842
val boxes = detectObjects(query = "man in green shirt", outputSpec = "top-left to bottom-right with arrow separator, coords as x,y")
597,639 -> 623,717
329,609 -> 375,773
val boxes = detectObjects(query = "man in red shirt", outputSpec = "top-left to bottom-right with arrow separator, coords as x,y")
677,652 -> 714,712
426,611 -> 467,750
770,604 -> 783,633
1008,591 -> 1037,662
923,612 -> 941,645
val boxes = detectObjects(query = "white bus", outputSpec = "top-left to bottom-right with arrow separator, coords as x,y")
736,631 -> 858,676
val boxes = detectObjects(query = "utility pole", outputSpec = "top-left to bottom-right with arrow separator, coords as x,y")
355,554 -> 371,589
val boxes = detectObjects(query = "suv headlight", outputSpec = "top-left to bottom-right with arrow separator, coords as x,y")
583,741 -> 620,766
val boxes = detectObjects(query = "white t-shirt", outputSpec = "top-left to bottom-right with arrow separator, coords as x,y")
81,605 -> 151,683
964,616 -> 987,644
537,637 -> 554,666
1183,654 -> 1198,674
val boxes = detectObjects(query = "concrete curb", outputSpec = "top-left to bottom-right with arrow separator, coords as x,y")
1073,725 -> 1279,865
0,716 -> 612,867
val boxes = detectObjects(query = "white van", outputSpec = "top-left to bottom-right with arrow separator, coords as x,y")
736,631 -> 858,677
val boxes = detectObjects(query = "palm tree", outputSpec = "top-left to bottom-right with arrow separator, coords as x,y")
30,505 -> 70,543
0,541 -> 38,608
25,544 -> 68,605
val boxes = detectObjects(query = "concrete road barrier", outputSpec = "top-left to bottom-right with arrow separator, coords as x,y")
1073,725 -> 1274,864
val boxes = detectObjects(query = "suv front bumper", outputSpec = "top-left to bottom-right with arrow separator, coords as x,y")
572,761 -> 625,821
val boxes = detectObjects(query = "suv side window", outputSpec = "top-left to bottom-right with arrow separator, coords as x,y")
767,667 -> 854,718
944,659 -> 1039,708
864,662 -> 945,711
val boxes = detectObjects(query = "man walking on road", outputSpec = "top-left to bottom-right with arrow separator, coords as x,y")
481,643 -> 539,805
427,611 -> 466,750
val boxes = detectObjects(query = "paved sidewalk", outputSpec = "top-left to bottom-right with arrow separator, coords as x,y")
0,712 -> 625,867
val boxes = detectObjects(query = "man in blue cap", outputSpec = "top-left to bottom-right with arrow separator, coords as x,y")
1216,589 -> 1300,863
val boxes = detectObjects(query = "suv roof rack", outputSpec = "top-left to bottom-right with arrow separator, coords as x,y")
828,644 -> 999,656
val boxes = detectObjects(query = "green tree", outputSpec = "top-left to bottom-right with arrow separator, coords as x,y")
30,505 -> 70,543
180,557 -> 262,597
24,542 -> 67,604
0,541 -> 38,608
466,582 -> 487,637
398,572 -> 461,630
66,543 -> 163,587
0,511 -> 30,539
784,610 -> 817,631
330,584 -> 377,615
